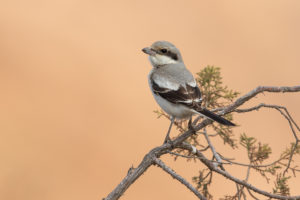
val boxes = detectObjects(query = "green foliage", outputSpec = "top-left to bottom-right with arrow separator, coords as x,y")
240,133 -> 272,163
196,66 -> 239,108
192,169 -> 213,200
212,122 -> 237,148
281,142 -> 300,159
273,174 -> 291,196
196,66 -> 239,148
240,133 -> 279,183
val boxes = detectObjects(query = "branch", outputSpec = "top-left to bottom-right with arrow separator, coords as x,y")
202,128 -> 224,169
153,157 -> 207,200
104,146 -> 170,200
219,153 -> 286,168
246,188 -> 260,200
221,85 -> 300,114
180,143 -> 300,200
234,162 -> 251,199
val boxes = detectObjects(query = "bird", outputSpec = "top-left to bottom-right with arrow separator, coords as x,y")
142,41 -> 235,143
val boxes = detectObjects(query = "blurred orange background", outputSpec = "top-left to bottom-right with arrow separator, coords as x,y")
0,1 -> 300,200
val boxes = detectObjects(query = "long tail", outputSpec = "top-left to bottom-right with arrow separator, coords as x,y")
198,108 -> 235,126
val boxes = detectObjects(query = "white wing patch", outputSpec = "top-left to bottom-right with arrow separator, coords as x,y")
151,74 -> 180,90
186,78 -> 197,87
176,99 -> 193,103
194,97 -> 202,102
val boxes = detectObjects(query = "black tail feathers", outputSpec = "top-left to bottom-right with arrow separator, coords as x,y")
198,108 -> 235,126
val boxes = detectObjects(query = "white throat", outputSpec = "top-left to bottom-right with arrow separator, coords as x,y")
149,54 -> 178,67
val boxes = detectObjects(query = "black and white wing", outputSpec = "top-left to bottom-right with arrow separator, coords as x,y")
150,77 -> 202,110
150,76 -> 235,126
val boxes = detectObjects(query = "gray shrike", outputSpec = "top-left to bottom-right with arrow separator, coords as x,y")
142,41 -> 235,143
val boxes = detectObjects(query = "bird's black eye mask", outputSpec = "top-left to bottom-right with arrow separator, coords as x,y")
151,48 -> 178,61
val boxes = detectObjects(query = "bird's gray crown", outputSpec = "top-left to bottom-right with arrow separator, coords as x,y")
150,41 -> 182,62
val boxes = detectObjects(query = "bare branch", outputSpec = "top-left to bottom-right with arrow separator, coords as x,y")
153,157 -> 207,200
168,150 -> 197,159
104,146 -> 171,200
219,153 -> 285,168
180,143 -> 300,200
246,188 -> 260,200
221,85 -> 300,114
235,163 -> 251,200
203,128 -> 223,169
235,103 -> 299,140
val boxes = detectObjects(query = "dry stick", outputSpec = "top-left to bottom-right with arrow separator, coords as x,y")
246,188 -> 260,200
104,85 -> 300,200
235,163 -> 251,200
203,128 -> 223,169
235,103 -> 299,139
278,161 -> 300,173
222,85 -> 300,114
219,154 -> 286,168
104,146 -> 171,200
153,157 -> 207,200
236,104 -> 300,133
168,151 -> 196,158
237,163 -> 251,200
235,184 -> 242,200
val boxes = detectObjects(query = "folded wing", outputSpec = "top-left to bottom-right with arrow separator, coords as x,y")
150,78 -> 235,126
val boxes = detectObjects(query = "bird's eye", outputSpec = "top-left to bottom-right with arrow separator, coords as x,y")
160,49 -> 167,53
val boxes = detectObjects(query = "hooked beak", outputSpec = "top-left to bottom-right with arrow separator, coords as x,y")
142,47 -> 156,56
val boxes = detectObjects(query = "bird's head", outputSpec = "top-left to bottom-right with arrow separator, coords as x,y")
142,41 -> 183,67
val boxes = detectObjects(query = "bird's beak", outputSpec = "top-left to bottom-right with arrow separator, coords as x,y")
142,47 -> 156,56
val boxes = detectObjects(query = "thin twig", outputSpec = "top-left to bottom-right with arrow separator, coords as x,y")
219,153 -> 284,168
246,188 -> 260,200
168,151 -> 197,159
236,183 -> 242,200
237,163 -> 251,200
180,142 -> 300,200
203,128 -> 224,169
153,157 -> 207,200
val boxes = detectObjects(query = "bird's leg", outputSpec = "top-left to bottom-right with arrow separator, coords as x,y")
188,116 -> 196,134
163,117 -> 175,144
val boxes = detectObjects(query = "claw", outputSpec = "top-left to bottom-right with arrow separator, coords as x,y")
163,117 -> 175,145
188,117 -> 197,134
164,137 -> 174,148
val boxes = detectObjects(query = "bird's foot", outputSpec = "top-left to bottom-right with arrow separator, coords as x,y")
163,136 -> 174,148
188,118 -> 197,134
